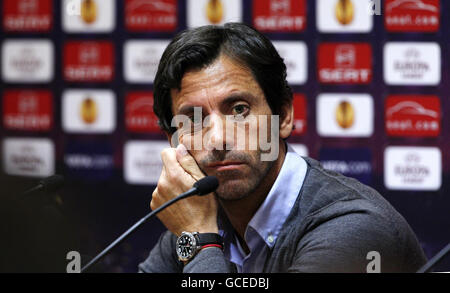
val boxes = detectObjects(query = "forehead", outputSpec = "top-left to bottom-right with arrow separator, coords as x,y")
170,55 -> 265,113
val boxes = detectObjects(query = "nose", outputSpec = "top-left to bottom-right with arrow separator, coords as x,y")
203,112 -> 228,151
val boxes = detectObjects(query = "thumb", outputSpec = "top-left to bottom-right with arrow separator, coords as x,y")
176,144 -> 205,181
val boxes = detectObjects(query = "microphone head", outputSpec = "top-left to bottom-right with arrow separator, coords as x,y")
39,175 -> 65,193
193,176 -> 219,195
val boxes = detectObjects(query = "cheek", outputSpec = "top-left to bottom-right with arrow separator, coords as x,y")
178,133 -> 191,149
243,115 -> 276,147
182,147 -> 205,167
178,131 -> 202,151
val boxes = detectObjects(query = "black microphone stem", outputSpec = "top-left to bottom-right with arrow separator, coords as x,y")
417,242 -> 450,273
17,175 -> 65,202
81,187 -> 197,273
20,184 -> 44,198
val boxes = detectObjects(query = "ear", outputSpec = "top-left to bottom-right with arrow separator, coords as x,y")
279,101 -> 294,140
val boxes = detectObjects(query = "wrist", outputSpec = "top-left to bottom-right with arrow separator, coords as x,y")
182,243 -> 224,266
200,243 -> 223,250
176,231 -> 224,263
180,224 -> 219,236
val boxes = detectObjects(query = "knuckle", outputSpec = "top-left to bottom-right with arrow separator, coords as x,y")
150,189 -> 159,206
160,149 -> 169,163
161,148 -> 175,160
150,199 -> 159,211
157,177 -> 169,195
161,165 -> 182,185
150,199 -> 155,210
151,187 -> 158,198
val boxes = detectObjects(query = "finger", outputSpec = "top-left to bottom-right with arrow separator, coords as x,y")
175,144 -> 205,181
160,148 -> 179,176
160,147 -> 195,185
160,148 -> 176,166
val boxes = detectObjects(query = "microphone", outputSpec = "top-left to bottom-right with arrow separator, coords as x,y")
18,175 -> 65,201
81,176 -> 219,273
417,242 -> 450,273
193,175 -> 219,195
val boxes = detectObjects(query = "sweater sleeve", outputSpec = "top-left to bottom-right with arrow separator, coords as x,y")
138,230 -> 231,273
138,230 -> 182,273
183,247 -> 231,273
287,201 -> 427,273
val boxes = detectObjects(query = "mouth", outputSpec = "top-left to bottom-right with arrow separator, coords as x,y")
206,161 -> 246,171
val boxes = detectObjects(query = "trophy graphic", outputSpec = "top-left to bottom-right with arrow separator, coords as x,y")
81,0 -> 97,24
335,0 -> 354,26
80,97 -> 98,124
206,0 -> 224,24
335,100 -> 355,129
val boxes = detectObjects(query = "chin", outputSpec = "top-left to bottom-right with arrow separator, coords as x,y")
214,178 -> 257,201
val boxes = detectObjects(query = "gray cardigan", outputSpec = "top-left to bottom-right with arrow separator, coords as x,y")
139,157 -> 427,273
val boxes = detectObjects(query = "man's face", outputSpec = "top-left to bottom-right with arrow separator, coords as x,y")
169,54 -> 289,201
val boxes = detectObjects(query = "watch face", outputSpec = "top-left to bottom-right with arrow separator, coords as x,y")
176,233 -> 197,261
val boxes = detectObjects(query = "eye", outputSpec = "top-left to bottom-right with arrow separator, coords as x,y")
186,113 -> 203,127
232,104 -> 249,117
187,115 -> 197,123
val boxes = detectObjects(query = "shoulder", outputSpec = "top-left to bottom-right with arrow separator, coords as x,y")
297,157 -> 408,230
283,157 -> 426,272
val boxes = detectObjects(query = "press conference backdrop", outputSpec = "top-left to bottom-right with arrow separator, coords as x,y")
0,0 -> 449,272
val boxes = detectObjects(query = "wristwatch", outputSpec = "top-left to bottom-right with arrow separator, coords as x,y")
176,231 -> 224,262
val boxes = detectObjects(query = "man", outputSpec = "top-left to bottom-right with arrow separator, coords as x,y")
139,23 -> 426,273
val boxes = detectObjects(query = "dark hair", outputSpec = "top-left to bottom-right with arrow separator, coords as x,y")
153,22 -> 293,134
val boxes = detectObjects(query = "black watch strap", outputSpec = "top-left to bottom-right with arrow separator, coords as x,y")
196,233 -> 224,247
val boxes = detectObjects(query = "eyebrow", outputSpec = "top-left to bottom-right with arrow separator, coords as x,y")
222,92 -> 258,106
176,92 -> 258,115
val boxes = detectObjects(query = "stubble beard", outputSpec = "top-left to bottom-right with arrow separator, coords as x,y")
198,149 -> 275,202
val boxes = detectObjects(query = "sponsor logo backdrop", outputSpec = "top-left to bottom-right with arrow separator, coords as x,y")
0,0 -> 449,272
